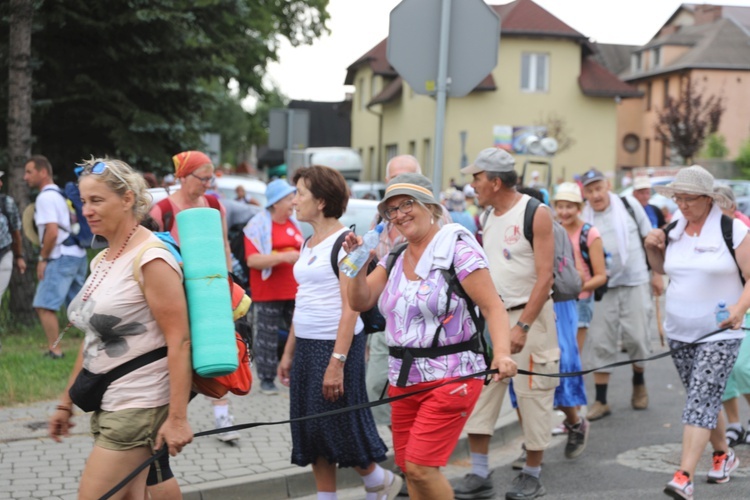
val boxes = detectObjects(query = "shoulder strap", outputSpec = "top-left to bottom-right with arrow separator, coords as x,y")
523,197 -> 541,248
662,220 -> 678,247
385,242 -> 408,276
480,207 -> 492,229
721,214 -> 745,286
101,347 -> 168,387
156,198 -> 174,232
620,195 -> 637,223
205,195 -> 221,211
132,241 -> 171,291
330,230 -> 352,279
580,223 -> 592,274
0,194 -> 7,222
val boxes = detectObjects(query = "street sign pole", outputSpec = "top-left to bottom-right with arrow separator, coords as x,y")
432,0 -> 451,196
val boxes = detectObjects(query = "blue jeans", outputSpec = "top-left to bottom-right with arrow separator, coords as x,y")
33,255 -> 87,310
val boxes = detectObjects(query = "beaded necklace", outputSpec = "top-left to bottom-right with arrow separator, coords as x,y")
52,224 -> 140,348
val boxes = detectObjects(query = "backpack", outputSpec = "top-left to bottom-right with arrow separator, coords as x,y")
383,237 -> 490,387
132,234 -> 253,398
27,184 -> 93,248
663,215 -> 744,286
228,223 -> 250,293
306,229 -> 386,334
579,223 -> 608,301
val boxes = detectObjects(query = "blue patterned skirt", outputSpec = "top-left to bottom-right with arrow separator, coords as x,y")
290,332 -> 387,468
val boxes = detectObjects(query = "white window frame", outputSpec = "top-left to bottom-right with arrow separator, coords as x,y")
521,53 -> 549,93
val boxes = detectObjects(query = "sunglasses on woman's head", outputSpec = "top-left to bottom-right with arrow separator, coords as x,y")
79,161 -> 130,190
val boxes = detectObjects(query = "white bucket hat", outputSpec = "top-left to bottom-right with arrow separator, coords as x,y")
654,165 -> 731,209
553,182 -> 583,204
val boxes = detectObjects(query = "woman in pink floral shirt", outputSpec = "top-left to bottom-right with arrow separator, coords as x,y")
346,173 -> 516,499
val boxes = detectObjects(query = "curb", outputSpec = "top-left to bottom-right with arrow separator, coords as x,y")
181,412 -> 521,499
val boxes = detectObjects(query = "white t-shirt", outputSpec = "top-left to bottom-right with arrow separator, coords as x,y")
293,227 -> 364,340
34,185 -> 86,259
663,204 -> 748,343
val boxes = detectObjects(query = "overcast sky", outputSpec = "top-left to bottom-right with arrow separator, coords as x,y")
260,0 -> 750,104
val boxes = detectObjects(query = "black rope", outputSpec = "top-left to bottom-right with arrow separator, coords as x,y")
99,325 -> 732,499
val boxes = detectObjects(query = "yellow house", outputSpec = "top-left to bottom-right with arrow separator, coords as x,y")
614,3 -> 750,169
345,0 -> 639,187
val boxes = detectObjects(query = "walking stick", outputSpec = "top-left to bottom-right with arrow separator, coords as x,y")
654,295 -> 665,347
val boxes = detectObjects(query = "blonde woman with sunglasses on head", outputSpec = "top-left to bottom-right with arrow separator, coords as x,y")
48,158 -> 193,499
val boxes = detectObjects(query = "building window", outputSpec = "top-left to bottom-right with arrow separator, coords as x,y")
408,141 -> 416,157
631,52 -> 642,73
368,147 -> 376,179
652,47 -> 661,68
385,144 -> 398,164
371,74 -> 378,100
644,138 -> 651,166
521,53 -> 549,92
623,133 -> 640,153
358,77 -> 366,110
646,82 -> 652,111
663,78 -> 670,106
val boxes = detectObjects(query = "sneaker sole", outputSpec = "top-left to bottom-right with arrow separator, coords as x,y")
455,490 -> 496,500
505,484 -> 546,500
663,486 -> 693,500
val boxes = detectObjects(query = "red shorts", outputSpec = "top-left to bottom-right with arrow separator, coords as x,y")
389,377 -> 483,470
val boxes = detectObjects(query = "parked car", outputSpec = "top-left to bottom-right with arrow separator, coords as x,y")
299,198 -> 380,240
349,181 -> 387,201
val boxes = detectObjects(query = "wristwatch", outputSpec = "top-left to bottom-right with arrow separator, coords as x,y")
39,256 -> 50,262
516,321 -> 531,333
331,352 -> 347,363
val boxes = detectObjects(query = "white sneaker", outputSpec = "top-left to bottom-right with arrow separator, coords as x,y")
707,449 -> 739,484
215,414 -> 240,442
365,471 -> 403,500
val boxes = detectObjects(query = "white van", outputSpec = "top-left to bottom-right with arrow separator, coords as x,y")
288,147 -> 363,182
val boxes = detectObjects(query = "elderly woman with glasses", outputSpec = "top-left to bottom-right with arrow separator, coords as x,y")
344,173 -> 517,500
148,151 -> 240,446
645,165 -> 750,499
48,158 -> 193,499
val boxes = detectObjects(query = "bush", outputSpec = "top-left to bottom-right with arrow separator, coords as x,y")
703,133 -> 729,159
737,139 -> 750,177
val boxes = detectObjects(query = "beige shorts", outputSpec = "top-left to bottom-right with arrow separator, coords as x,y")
464,301 -> 559,451
582,283 -> 652,372
90,405 -> 169,452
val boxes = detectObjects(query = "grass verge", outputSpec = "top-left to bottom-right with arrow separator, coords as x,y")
0,321 -> 84,407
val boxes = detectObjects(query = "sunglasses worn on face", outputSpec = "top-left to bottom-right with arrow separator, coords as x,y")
384,198 -> 416,221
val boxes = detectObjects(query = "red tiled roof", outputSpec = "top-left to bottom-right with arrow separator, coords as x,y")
368,76 -> 403,106
344,38 -> 396,85
492,0 -> 585,39
367,73 -> 496,107
578,57 -> 641,97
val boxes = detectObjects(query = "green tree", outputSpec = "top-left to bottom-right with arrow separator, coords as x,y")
0,0 -> 329,178
701,133 -> 729,159
737,139 -> 750,177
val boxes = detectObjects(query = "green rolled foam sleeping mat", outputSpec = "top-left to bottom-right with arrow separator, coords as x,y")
176,208 -> 238,377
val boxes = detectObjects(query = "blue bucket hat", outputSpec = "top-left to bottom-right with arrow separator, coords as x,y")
265,179 -> 296,208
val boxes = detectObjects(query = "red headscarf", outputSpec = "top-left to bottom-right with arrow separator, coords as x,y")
172,151 -> 212,179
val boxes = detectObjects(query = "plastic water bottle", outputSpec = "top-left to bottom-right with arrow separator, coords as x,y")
716,301 -> 730,326
604,251 -> 613,271
340,223 -> 384,277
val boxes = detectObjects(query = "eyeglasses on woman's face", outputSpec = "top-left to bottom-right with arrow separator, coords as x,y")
190,172 -> 214,185
671,194 -> 705,206
383,198 -> 416,221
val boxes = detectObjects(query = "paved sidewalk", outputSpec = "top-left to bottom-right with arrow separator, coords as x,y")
0,375 -> 519,499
